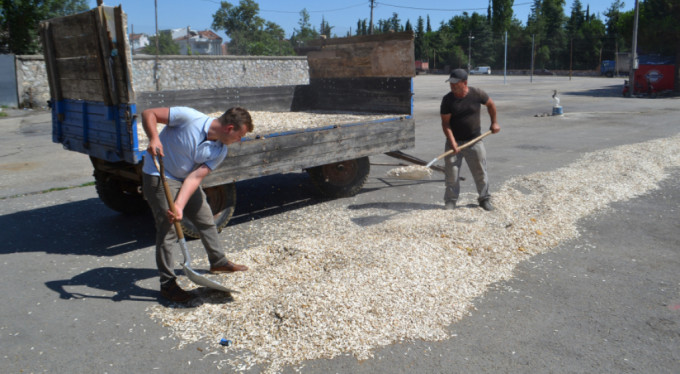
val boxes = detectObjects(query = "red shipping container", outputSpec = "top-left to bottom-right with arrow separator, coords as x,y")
630,64 -> 675,95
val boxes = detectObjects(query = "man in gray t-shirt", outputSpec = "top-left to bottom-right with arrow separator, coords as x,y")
142,106 -> 253,303
439,69 -> 500,211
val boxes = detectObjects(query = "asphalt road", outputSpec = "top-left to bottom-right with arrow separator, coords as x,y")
1,75 -> 679,373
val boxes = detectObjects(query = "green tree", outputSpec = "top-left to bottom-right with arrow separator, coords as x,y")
575,16 -> 605,70
504,18 -> 532,69
527,0 -> 567,69
290,9 -> 318,47
637,0 -> 680,57
320,16 -> 333,38
143,31 -> 180,55
356,19 -> 368,36
249,21 -> 293,55
566,0 -> 584,38
212,0 -> 292,56
414,16 -> 425,60
603,0 -> 626,59
373,13 -> 402,34
491,0 -> 514,36
1,0 -> 88,54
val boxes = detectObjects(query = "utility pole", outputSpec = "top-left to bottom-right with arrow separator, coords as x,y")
530,34 -> 535,83
569,38 -> 573,80
467,33 -> 474,72
154,0 -> 160,91
628,0 -> 640,97
369,0 -> 375,35
503,31 -> 507,85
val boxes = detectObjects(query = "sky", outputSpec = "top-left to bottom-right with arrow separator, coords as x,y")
90,0 -> 633,41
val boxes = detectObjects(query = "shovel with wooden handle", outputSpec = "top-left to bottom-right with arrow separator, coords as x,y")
425,130 -> 493,168
152,151 -> 238,294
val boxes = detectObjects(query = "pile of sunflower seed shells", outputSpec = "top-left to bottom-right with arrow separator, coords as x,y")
147,135 -> 680,373
136,111 -> 398,151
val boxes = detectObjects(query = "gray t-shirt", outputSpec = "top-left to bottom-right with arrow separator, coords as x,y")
440,86 -> 489,141
142,107 -> 228,181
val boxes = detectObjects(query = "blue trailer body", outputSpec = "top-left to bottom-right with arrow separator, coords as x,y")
52,99 -> 143,164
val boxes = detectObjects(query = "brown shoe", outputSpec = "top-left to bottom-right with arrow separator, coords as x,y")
210,261 -> 248,274
160,279 -> 192,303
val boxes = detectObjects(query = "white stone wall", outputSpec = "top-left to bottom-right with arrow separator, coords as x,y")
15,55 -> 310,108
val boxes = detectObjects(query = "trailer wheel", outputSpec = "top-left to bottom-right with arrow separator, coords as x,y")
307,157 -> 370,198
94,170 -> 147,215
180,183 -> 236,239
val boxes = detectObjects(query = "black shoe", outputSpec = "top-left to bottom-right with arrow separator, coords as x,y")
160,279 -> 192,303
479,199 -> 494,211
444,200 -> 457,210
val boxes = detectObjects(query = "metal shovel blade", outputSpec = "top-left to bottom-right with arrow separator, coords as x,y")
178,238 -> 239,294
182,264 -> 239,293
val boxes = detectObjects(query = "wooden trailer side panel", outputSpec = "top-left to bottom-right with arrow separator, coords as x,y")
304,31 -> 415,79
203,117 -> 415,188
40,6 -> 133,105
136,86 -> 300,114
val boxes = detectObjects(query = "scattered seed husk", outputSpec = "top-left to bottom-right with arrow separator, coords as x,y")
147,135 -> 680,373
136,111 -> 400,151
385,165 -> 433,180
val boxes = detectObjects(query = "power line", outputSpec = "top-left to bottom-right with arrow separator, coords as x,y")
376,1 -> 533,13
260,2 -> 368,14
196,0 -> 367,13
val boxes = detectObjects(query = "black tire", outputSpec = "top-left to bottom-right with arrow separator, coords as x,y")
306,157 -> 370,198
180,183 -> 236,239
605,71 -> 614,78
94,170 -> 147,215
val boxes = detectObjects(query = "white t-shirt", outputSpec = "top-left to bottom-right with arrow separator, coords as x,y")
142,107 -> 228,181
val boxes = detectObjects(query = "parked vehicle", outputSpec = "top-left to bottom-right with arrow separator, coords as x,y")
601,52 -> 632,77
40,5 -> 416,237
415,60 -> 429,74
601,60 -> 616,77
470,66 -> 491,75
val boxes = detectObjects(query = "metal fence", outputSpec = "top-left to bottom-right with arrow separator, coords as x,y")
0,54 -> 18,108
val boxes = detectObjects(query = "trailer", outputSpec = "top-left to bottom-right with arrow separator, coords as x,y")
39,6 -> 416,237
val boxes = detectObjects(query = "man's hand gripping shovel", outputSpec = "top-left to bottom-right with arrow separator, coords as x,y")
152,149 -> 239,294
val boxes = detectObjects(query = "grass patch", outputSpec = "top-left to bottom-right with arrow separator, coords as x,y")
1,181 -> 95,200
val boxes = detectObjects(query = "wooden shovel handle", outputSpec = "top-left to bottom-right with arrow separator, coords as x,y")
152,152 -> 185,240
436,130 -> 493,162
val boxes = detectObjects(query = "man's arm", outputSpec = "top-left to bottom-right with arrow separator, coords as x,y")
440,113 -> 459,153
142,107 -> 170,157
167,164 -> 211,223
485,98 -> 501,134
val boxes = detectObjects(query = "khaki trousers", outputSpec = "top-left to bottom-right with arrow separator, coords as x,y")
142,173 -> 227,286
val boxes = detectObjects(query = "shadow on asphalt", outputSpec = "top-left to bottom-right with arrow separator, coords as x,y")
562,84 -> 624,97
347,201 -> 442,227
45,267 -> 159,302
3,170 -> 432,256
44,267 -> 236,306
1,197 -> 156,256
229,172 -> 322,225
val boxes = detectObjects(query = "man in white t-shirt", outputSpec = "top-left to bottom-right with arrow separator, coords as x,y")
141,106 -> 253,303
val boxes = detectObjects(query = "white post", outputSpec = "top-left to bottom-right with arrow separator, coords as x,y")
504,31 -> 508,84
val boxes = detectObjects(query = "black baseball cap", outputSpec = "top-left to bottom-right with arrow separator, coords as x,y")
445,68 -> 468,83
